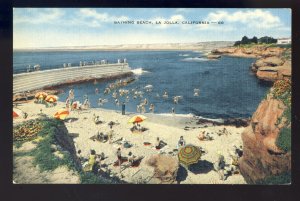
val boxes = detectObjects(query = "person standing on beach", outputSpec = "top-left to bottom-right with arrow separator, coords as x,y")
108,125 -> 114,144
214,152 -> 226,180
177,136 -> 186,149
116,148 -> 122,170
65,98 -> 70,109
122,102 -> 126,115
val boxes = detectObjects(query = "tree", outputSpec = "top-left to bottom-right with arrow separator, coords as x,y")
241,36 -> 250,44
251,36 -> 258,44
259,36 -> 277,44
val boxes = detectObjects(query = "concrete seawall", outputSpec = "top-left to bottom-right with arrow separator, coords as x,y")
13,63 -> 132,94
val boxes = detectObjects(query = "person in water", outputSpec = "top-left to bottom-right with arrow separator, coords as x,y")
172,107 -> 175,114
149,104 -> 155,113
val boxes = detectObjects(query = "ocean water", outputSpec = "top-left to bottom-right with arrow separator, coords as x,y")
13,50 -> 271,119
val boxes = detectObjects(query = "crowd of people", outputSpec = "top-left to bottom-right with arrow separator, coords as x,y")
30,78 -> 243,182
60,77 -> 203,116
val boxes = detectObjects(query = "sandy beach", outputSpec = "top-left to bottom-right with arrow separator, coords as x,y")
13,100 -> 246,184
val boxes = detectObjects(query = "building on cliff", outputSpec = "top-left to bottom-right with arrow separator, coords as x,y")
277,37 -> 291,45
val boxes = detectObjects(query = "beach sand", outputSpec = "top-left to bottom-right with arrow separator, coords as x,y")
13,100 -> 246,184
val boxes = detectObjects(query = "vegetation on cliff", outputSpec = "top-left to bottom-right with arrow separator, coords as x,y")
234,36 -> 277,46
272,78 -> 291,152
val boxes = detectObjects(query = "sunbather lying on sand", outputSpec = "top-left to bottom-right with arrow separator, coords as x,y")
198,131 -> 214,141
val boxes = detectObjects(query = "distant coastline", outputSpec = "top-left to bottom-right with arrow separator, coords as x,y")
13,41 -> 234,52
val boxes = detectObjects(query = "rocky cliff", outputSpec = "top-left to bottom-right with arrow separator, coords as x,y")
211,45 -> 291,81
239,78 -> 291,184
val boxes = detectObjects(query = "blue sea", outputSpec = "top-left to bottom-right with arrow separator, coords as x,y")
13,50 -> 271,119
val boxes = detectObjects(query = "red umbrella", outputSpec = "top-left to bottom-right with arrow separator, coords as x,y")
13,108 -> 23,118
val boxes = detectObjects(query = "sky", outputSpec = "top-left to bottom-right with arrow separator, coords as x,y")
13,8 -> 291,49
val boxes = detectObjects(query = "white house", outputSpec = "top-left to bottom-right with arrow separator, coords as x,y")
277,37 -> 291,44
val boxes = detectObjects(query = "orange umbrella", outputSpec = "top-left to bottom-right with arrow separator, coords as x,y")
35,91 -> 48,100
45,95 -> 58,103
128,115 -> 147,123
13,108 -> 23,118
54,109 -> 69,120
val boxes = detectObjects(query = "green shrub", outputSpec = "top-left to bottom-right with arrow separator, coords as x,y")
256,172 -> 291,185
276,127 -> 291,152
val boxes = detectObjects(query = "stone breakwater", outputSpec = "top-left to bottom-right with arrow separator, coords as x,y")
209,45 -> 291,81
13,63 -> 132,94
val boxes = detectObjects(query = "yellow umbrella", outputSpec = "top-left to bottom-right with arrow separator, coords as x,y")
35,91 -> 48,100
178,144 -> 201,167
128,115 -> 147,123
45,95 -> 58,103
54,109 -> 69,120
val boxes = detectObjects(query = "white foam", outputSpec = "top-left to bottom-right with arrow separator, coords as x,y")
196,116 -> 224,123
155,113 -> 195,118
179,54 -> 190,57
182,57 -> 210,62
131,68 -> 149,75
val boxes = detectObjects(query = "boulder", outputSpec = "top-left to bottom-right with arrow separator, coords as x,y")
146,155 -> 179,183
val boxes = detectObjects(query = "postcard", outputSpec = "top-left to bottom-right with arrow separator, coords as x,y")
13,8 -> 291,184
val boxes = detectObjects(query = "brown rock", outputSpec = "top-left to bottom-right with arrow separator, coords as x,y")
239,98 -> 291,184
146,155 -> 179,183
207,54 -> 221,59
256,69 -> 278,81
254,57 -> 284,68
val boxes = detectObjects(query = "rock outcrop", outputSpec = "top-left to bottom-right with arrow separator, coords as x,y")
211,45 -> 291,81
239,92 -> 291,184
213,46 -> 285,58
207,54 -> 221,59
252,58 -> 291,81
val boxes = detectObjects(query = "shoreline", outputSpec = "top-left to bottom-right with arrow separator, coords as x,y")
13,100 -> 246,184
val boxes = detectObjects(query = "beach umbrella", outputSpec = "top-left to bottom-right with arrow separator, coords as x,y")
128,115 -> 147,123
54,109 -> 69,120
178,144 -> 201,167
45,95 -> 58,103
35,91 -> 48,100
13,108 -> 23,118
